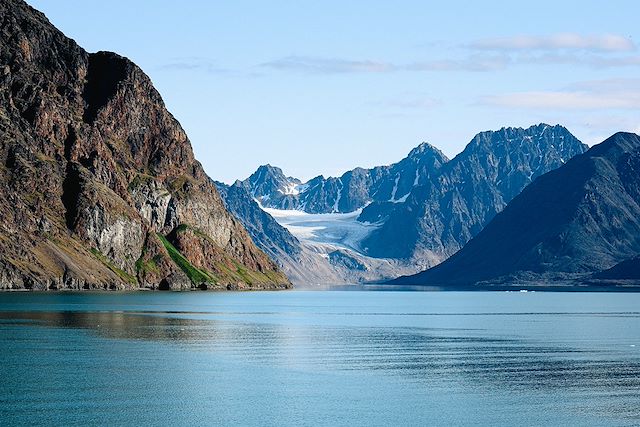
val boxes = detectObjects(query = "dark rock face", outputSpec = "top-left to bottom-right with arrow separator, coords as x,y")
216,181 -> 302,260
393,132 -> 640,288
243,142 -> 449,214
362,124 -> 588,261
0,0 -> 290,290
593,256 -> 640,280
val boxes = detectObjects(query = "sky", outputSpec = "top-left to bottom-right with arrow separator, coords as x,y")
27,0 -> 640,183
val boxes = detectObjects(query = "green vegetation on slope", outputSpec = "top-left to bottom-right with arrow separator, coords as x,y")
89,248 -> 138,286
156,233 -> 217,284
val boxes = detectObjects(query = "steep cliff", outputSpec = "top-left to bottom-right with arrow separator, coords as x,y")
0,0 -> 290,290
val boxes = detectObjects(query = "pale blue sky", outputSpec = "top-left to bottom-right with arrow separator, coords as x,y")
27,0 -> 640,183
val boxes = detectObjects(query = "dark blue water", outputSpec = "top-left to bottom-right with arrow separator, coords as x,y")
0,291 -> 639,426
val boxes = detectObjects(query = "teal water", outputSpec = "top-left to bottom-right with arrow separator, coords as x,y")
0,291 -> 639,426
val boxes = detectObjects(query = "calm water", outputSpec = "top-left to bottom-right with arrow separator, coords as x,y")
0,291 -> 639,426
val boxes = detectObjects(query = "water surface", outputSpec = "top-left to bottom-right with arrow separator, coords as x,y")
1,291 -> 639,426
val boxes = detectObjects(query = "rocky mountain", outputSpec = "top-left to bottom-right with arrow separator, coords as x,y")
391,132 -> 640,289
0,0 -> 290,290
230,124 -> 587,285
361,124 -> 588,263
216,180 -> 417,286
244,142 -> 448,213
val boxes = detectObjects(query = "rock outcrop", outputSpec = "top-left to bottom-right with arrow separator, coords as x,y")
0,0 -> 290,290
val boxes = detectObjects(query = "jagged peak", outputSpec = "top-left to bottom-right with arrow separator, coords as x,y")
465,123 -> 582,151
250,164 -> 301,184
407,141 -> 448,161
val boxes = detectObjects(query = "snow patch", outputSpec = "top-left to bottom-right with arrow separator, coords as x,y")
389,174 -> 400,202
393,193 -> 410,203
278,182 -> 304,195
332,183 -> 343,213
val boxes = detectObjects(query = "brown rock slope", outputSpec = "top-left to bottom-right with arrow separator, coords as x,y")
0,0 -> 291,290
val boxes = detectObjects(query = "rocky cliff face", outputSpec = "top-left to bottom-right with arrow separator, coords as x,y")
0,0 -> 290,290
361,124 -> 588,262
244,142 -> 448,214
392,132 -> 640,289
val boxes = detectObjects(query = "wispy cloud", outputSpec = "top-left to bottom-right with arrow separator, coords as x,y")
159,57 -> 268,78
261,56 -> 395,74
513,53 -> 640,69
407,55 -> 510,72
378,94 -> 443,110
469,33 -> 636,52
479,78 -> 640,110
160,57 -> 232,74
261,54 -> 511,74
166,33 -> 640,79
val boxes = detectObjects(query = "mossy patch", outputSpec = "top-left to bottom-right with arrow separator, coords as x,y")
90,248 -> 137,285
135,249 -> 161,275
128,172 -> 156,191
156,233 -> 217,284
168,175 -> 197,198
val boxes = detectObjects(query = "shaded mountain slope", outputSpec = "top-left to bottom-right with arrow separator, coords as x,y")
392,132 -> 640,288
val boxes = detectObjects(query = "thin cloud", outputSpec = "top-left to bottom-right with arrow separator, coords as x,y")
379,95 -> 443,110
261,56 -> 395,74
482,92 -> 640,110
516,53 -> 640,68
160,57 -> 232,74
407,55 -> 510,72
261,54 -> 511,74
479,78 -> 640,110
469,33 -> 635,52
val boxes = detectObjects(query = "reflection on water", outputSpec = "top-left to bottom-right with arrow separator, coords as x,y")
0,311 -> 206,342
0,292 -> 639,426
1,309 -> 639,394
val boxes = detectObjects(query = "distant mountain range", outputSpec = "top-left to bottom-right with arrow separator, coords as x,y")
228,124 -> 589,285
361,124 -> 587,261
392,132 -> 640,290
244,141 -> 448,214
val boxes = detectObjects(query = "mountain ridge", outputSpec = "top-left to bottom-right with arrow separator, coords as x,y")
231,124 -> 588,285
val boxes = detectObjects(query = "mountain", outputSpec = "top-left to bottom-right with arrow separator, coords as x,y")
244,142 -> 448,213
592,256 -> 640,280
231,124 -> 587,285
361,124 -> 588,262
391,132 -> 640,289
0,0 -> 290,290
216,181 -> 416,286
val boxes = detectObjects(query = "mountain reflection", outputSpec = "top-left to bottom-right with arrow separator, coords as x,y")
0,311 -> 207,342
2,309 -> 639,403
